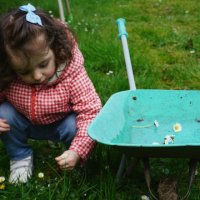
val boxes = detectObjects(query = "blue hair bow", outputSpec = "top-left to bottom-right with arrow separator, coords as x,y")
19,3 -> 43,26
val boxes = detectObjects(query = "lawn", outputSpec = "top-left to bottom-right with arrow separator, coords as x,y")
0,0 -> 200,199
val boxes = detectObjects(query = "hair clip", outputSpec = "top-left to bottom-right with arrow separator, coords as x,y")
19,3 -> 43,26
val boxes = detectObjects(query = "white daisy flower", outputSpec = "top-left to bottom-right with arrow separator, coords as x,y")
163,135 -> 175,144
38,172 -> 44,179
173,123 -> 182,132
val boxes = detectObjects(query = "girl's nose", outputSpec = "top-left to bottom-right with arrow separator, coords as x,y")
32,70 -> 42,81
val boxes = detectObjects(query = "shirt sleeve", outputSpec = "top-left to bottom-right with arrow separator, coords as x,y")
68,47 -> 102,163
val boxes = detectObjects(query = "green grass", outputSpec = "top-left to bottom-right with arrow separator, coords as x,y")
1,0 -> 200,199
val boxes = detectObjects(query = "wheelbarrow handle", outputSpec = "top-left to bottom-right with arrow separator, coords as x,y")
116,18 -> 128,39
116,18 -> 136,90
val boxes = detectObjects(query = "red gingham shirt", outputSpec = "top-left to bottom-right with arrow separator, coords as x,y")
0,45 -> 102,162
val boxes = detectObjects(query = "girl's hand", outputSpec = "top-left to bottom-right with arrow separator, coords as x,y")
0,118 -> 10,133
55,150 -> 80,170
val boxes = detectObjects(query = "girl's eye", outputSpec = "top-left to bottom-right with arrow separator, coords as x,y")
17,71 -> 31,76
39,61 -> 48,68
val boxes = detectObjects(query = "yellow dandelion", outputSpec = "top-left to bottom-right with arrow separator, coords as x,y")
0,183 -> 5,190
0,176 -> 5,183
173,123 -> 182,132
38,172 -> 44,178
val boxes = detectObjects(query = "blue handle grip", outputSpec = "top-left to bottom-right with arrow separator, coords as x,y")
116,18 -> 128,39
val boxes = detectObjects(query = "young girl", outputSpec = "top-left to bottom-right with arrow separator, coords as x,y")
0,3 -> 102,184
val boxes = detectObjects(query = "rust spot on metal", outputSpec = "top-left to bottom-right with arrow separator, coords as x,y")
132,96 -> 137,100
136,118 -> 144,122
195,119 -> 200,123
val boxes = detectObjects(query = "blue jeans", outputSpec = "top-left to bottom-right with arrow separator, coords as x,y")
0,102 -> 77,160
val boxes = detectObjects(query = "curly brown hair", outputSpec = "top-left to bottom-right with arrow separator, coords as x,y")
0,6 -> 76,91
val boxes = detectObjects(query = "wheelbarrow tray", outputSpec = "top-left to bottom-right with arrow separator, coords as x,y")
88,89 -> 200,158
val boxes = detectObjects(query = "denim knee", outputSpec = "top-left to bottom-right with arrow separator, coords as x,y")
0,102 -> 17,123
0,102 -> 29,130
0,102 -> 32,160
57,113 -> 77,144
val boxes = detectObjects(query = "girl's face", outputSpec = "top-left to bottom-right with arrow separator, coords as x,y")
8,34 -> 56,85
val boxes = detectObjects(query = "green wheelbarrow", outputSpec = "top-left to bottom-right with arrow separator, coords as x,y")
88,18 -> 200,200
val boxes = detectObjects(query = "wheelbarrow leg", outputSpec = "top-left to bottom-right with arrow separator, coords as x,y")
116,155 -> 140,186
181,159 -> 198,200
142,158 -> 158,200
188,159 -> 198,190
123,157 -> 140,178
116,154 -> 126,183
